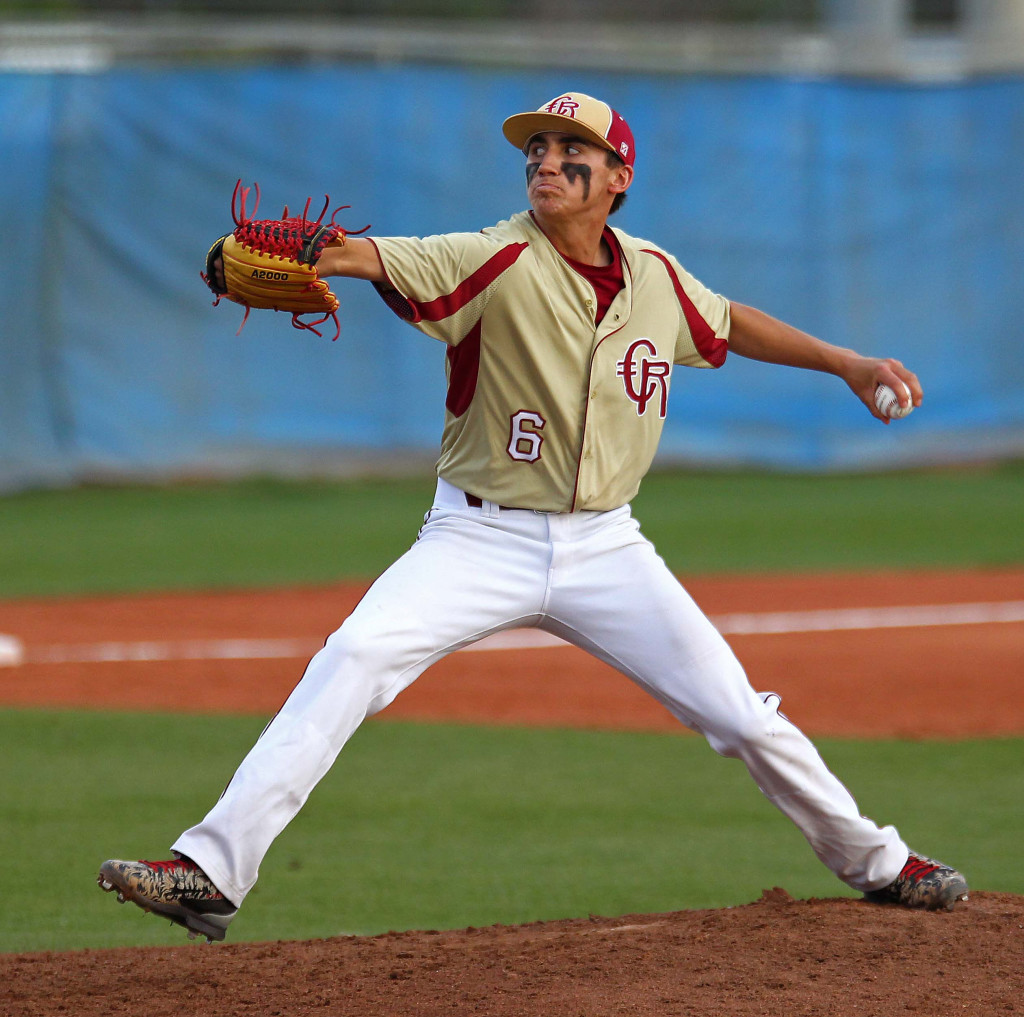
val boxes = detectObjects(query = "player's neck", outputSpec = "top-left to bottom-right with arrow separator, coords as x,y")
531,209 -> 613,267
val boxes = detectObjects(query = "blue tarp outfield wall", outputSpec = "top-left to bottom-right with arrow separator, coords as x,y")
2,65 -> 1023,490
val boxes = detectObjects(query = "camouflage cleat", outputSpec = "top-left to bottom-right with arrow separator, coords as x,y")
97,857 -> 237,942
864,853 -> 969,911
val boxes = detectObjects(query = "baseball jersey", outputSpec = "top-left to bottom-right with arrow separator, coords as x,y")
369,211 -> 730,512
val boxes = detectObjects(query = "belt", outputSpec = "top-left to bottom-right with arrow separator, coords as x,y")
465,492 -> 518,511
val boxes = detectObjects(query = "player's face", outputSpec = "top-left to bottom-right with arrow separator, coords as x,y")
524,132 -> 630,219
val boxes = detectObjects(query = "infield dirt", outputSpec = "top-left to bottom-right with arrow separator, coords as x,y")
4,890 -> 1022,1016
1,567 -> 1022,1016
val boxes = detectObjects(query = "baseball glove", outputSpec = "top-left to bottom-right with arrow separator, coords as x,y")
202,180 -> 368,340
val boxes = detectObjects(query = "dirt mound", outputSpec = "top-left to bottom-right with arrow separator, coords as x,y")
4,891 -> 1021,1016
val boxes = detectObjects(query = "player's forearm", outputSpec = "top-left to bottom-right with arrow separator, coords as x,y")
727,302 -> 855,377
317,237 -> 386,283
728,300 -> 922,419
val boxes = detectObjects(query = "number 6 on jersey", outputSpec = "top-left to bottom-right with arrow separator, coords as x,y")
507,410 -> 546,462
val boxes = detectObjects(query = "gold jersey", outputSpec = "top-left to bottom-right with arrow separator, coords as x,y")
370,211 -> 730,512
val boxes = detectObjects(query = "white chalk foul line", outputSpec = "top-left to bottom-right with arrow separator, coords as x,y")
0,633 -> 25,667
3,601 -> 1022,667
23,637 -> 324,666
711,600 -> 1024,635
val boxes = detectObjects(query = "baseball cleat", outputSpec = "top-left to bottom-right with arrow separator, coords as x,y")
863,852 -> 969,911
97,857 -> 237,942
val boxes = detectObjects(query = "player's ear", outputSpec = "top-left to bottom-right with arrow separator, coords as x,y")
609,162 -> 633,196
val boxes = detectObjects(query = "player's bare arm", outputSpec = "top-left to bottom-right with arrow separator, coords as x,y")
316,237 -> 387,283
728,301 -> 922,422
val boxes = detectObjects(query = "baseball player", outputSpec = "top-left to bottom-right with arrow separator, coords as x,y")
98,92 -> 968,942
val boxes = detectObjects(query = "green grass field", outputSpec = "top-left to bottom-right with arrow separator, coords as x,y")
0,466 -> 1021,953
0,462 -> 1021,597
3,710 -> 1021,954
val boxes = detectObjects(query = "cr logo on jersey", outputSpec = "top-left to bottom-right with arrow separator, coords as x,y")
543,96 -> 580,118
616,339 -> 671,418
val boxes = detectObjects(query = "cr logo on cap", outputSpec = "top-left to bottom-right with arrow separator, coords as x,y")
544,96 -> 580,117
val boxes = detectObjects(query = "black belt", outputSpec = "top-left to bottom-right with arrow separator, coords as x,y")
465,492 -> 518,511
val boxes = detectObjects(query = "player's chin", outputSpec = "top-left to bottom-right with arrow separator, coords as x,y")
529,191 -> 572,216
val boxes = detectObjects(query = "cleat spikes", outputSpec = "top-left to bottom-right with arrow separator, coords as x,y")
97,857 -> 236,942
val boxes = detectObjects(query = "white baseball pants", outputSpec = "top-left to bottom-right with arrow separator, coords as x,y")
174,477 -> 907,906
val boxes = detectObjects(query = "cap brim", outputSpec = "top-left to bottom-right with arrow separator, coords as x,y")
501,112 -> 615,156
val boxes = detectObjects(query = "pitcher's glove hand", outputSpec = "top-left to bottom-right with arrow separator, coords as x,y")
202,181 -> 368,340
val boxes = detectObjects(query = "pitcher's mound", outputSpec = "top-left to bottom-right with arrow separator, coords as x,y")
4,889 -> 1021,1016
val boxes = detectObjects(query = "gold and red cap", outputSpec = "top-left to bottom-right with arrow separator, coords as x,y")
502,92 -> 635,168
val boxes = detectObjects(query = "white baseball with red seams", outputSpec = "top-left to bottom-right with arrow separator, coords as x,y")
875,380 -> 914,419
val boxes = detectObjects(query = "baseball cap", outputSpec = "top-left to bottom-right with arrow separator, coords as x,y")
502,92 -> 635,168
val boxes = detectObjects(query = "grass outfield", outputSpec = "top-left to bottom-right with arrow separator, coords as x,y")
0,463 -> 1022,598
2,709 -> 1021,954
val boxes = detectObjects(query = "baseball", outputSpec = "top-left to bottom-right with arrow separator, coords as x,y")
874,381 -> 913,419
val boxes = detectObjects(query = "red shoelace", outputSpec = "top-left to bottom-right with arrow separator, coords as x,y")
900,856 -> 939,880
140,858 -> 198,874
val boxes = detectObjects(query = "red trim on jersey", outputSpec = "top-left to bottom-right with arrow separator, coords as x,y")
445,319 -> 482,417
372,281 -> 417,321
568,253 -> 633,512
640,249 -> 728,367
411,242 -> 529,322
561,228 -> 625,325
